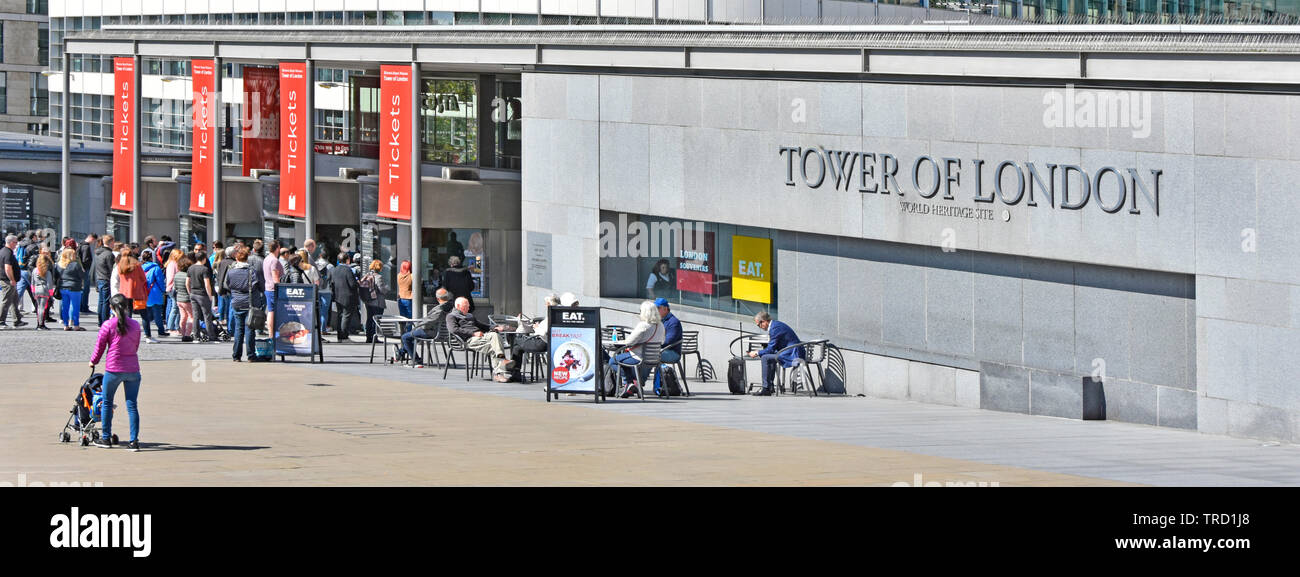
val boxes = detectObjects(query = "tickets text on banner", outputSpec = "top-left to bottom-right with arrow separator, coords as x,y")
731,236 -> 772,304
378,64 -> 413,220
111,57 -> 135,212
190,59 -> 216,214
278,62 -> 307,218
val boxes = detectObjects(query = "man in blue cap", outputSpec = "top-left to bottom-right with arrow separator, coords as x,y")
655,298 -> 682,395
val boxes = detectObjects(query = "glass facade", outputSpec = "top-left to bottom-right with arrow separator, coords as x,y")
600,212 -> 780,319
421,78 -> 478,166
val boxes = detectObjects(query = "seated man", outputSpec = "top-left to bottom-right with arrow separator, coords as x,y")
446,297 -> 514,382
399,288 -> 453,367
746,311 -> 804,396
654,298 -> 682,395
511,293 -> 561,364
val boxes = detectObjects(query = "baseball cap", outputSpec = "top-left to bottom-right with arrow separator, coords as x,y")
654,298 -> 669,307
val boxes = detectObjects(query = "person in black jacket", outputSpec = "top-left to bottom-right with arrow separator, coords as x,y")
78,234 -> 96,314
439,255 -> 475,312
329,251 -> 360,342
93,235 -> 117,325
446,297 -> 513,382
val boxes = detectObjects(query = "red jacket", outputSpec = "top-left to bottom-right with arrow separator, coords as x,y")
119,266 -> 149,301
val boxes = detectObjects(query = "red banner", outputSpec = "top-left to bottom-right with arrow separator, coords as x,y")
677,231 -> 716,295
190,59 -> 216,214
378,64 -> 413,221
278,62 -> 308,218
111,57 -> 135,212
241,66 -> 279,177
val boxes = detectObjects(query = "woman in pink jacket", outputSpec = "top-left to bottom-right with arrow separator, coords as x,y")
89,293 -> 143,451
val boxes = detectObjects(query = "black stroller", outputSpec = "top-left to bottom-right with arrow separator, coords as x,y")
59,370 -> 118,446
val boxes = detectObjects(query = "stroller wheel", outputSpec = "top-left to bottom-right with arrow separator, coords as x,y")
60,431 -> 71,443
111,434 -> 119,445
80,436 -> 89,446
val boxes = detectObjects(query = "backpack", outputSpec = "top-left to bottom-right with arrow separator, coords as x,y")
359,272 -> 381,306
662,367 -> 684,397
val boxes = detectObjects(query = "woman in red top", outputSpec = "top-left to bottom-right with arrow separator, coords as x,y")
117,250 -> 149,319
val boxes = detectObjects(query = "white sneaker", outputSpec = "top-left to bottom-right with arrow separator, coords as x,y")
145,337 -> 159,344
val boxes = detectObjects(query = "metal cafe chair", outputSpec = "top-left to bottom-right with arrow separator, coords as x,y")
444,333 -> 487,381
369,316 -> 407,364
413,322 -> 449,368
775,339 -> 830,397
614,342 -> 662,402
678,330 -> 708,381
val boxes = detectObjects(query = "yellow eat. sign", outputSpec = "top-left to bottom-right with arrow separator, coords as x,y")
732,236 -> 771,304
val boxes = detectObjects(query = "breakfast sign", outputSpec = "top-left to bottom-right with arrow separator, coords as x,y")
274,283 -> 322,361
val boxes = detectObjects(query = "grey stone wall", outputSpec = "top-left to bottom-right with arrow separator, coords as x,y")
522,72 -> 1300,442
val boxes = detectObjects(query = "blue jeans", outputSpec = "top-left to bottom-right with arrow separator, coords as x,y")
229,308 -> 256,360
318,293 -> 332,332
398,298 -> 411,319
81,274 -> 92,311
608,352 -> 649,389
101,371 -> 141,443
165,292 -> 179,331
149,303 -> 166,334
401,327 -> 429,361
655,349 -> 681,392
217,295 -> 230,326
16,270 -> 30,306
97,280 -> 111,324
138,304 -> 153,338
60,290 -> 82,326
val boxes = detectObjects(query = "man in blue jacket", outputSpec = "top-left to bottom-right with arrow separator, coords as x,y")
747,311 -> 804,396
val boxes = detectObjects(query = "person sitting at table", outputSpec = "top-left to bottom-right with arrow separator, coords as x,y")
446,296 -> 514,382
399,288 -> 452,367
747,311 -> 805,396
606,300 -> 665,398
509,294 -> 561,374
654,298 -> 682,395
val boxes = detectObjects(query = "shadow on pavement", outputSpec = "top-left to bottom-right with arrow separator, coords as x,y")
142,443 -> 271,452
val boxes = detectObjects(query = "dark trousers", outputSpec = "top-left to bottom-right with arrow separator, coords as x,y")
80,274 -> 93,312
364,303 -> 383,341
97,280 -> 111,324
190,294 -> 216,341
760,353 -> 781,392
139,303 -> 153,338
335,299 -> 358,341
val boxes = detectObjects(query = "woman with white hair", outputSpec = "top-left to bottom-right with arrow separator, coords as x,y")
605,300 -> 664,398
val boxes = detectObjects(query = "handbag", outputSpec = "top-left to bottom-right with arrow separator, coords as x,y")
248,307 -> 267,331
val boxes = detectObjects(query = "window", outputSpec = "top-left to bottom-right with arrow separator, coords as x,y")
317,11 -> 343,25
262,12 -> 285,25
0,73 -> 7,115
405,11 -> 425,24
492,79 -> 521,169
511,14 -> 538,24
30,73 -> 48,116
420,78 -> 478,166
599,212 -> 780,318
236,13 -> 258,25
541,15 -> 570,24
348,11 -> 378,25
288,12 -> 312,25
212,13 -> 233,25
483,13 -> 510,25
188,14 -> 209,25
38,22 -> 49,65
27,0 -> 48,14
426,11 -> 454,25
0,23 -> 4,63
454,12 -> 481,24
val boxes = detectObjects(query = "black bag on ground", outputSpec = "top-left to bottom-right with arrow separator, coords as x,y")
662,367 -> 683,397
727,357 -> 747,394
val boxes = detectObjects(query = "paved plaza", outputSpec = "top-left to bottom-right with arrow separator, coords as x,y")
2,319 -> 1298,486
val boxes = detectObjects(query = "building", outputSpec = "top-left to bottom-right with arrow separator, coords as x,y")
51,13 -> 1300,444
0,0 -> 49,134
